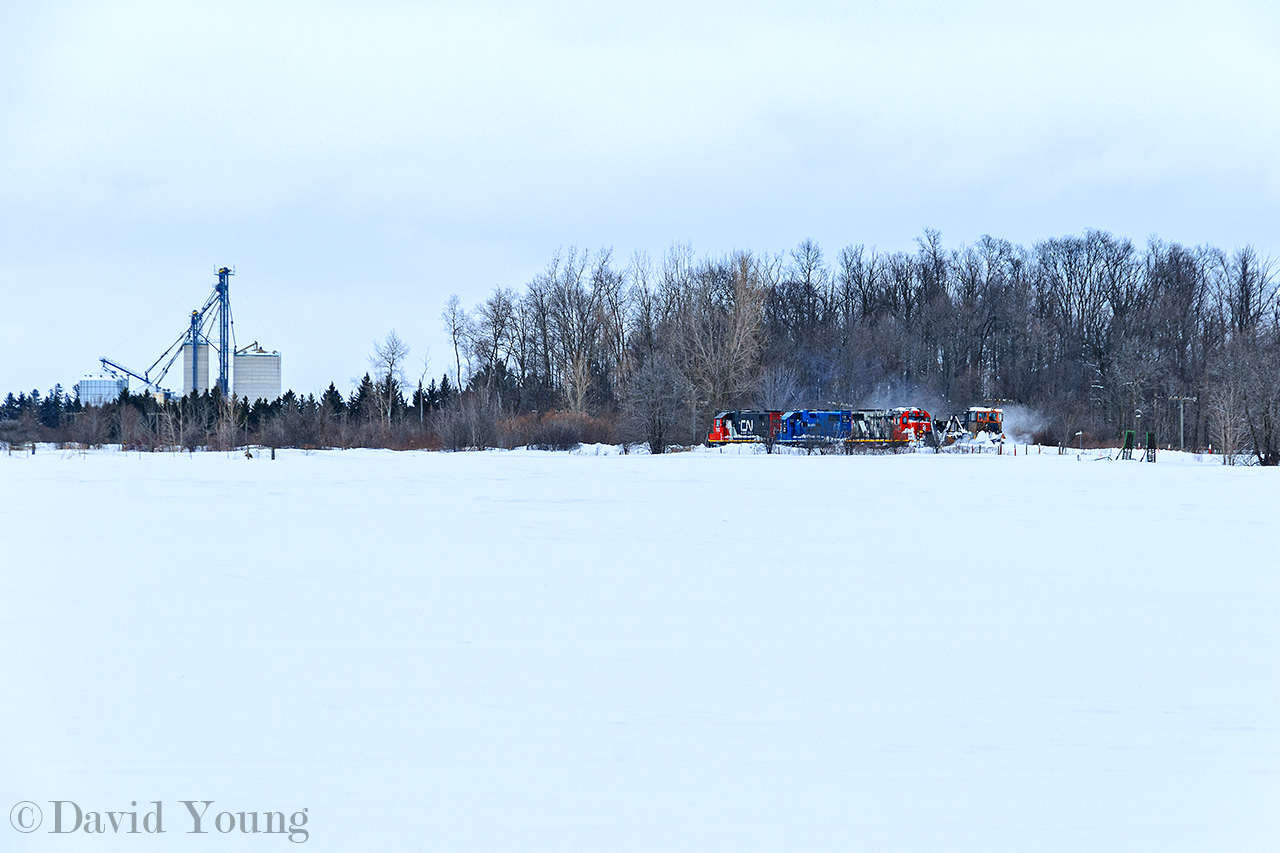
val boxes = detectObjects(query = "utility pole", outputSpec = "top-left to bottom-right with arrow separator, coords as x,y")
1170,396 -> 1197,452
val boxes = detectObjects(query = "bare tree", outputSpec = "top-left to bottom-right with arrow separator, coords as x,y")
751,363 -> 801,411
1108,336 -> 1162,436
621,353 -> 689,454
1240,337 -> 1280,466
370,331 -> 410,427
837,243 -> 886,322
626,250 -> 663,361
595,253 -> 630,398
1206,353 -> 1247,463
1212,246 -> 1276,337
442,295 -> 470,393
510,284 -> 554,412
544,247 -> 604,413
433,390 -> 500,451
470,287 -> 516,403
672,251 -> 768,421
70,406 -> 108,448
214,396 -> 239,451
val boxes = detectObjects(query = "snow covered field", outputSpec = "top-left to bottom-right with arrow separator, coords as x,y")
2,445 -> 1277,851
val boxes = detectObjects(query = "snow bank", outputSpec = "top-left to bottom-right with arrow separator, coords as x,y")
1,448 -> 1276,851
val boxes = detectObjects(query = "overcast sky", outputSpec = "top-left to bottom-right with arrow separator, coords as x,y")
2,1 -> 1278,398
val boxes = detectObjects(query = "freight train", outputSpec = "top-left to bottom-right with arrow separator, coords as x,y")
707,406 -> 1001,448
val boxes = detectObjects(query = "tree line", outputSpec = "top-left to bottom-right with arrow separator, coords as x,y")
435,230 -> 1279,461
4,230 -> 1277,462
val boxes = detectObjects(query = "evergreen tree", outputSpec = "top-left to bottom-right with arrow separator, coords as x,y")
349,373 -> 377,420
249,398 -> 272,429
438,373 -> 453,409
321,382 -> 346,416
39,385 -> 64,428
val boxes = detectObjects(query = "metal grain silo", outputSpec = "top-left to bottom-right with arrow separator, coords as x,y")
182,343 -> 210,395
76,375 -> 129,406
233,345 -> 282,403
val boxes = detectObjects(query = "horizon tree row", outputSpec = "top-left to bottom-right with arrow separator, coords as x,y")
4,229 -> 1277,462
436,231 -> 1278,459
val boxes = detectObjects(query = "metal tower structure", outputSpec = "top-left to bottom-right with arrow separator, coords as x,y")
100,266 -> 235,400
188,308 -> 203,396
215,267 -> 233,395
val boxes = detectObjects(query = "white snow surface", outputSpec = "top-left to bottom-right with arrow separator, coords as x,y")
2,445 -> 1277,851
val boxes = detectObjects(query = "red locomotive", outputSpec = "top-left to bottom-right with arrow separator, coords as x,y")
890,407 -> 934,443
707,411 -> 782,445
